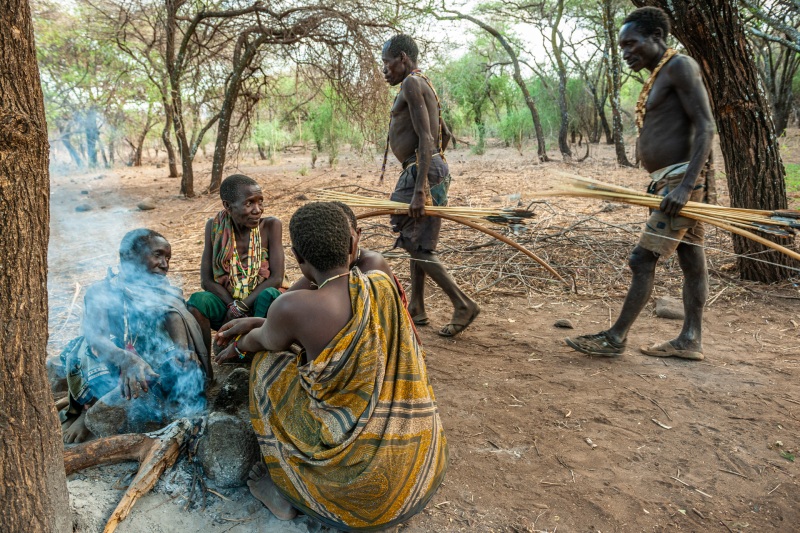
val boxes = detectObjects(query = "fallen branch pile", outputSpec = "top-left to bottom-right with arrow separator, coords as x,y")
64,417 -> 205,533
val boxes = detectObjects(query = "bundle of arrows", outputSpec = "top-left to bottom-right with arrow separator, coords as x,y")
542,174 -> 800,262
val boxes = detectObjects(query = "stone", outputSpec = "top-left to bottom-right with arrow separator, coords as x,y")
137,199 -> 156,211
340,173 -> 348,177
46,355 -> 68,393
75,203 -> 92,212
655,296 -> 684,320
85,391 -> 166,438
213,368 -> 250,414
198,411 -> 259,488
80,190 -> 89,195
554,319 -> 574,329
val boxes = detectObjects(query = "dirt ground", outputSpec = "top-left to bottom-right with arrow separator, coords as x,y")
48,135 -> 800,532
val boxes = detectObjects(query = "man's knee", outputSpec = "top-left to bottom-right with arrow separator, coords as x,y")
628,247 -> 658,272
676,243 -> 707,277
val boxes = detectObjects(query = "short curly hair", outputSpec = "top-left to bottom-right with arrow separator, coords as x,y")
289,202 -> 351,272
331,201 -> 357,230
384,34 -> 419,63
623,7 -> 670,38
119,228 -> 166,264
220,174 -> 259,204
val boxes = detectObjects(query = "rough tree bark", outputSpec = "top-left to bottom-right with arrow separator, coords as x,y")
633,0 -> 795,282
0,1 -> 72,531
209,28 -> 272,192
550,0 -> 572,161
165,0 -> 195,196
162,102 -> 179,177
601,0 -> 633,167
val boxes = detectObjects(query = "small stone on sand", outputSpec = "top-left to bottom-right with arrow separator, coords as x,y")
137,199 -> 156,211
75,203 -> 92,212
655,296 -> 684,320
554,319 -> 574,329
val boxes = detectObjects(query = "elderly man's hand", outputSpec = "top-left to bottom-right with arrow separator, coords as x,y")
119,356 -> 159,400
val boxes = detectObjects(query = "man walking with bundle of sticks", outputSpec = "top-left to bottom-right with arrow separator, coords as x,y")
381,34 -> 480,336
566,7 -> 714,360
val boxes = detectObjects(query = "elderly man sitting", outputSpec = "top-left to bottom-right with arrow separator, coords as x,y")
60,229 -> 208,443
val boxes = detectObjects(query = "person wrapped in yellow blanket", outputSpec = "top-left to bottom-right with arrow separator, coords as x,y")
215,202 -> 447,531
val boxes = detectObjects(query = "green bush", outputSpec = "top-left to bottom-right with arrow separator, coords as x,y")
785,163 -> 800,191
498,108 -> 533,151
252,119 -> 291,162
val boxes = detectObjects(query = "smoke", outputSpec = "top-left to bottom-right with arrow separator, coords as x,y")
48,167 -> 207,433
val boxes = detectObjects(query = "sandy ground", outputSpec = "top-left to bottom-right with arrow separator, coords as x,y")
48,136 -> 800,532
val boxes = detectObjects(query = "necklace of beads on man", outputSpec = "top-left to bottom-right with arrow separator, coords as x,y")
316,271 -> 349,290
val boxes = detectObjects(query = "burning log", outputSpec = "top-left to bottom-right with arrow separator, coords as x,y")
64,417 -> 203,533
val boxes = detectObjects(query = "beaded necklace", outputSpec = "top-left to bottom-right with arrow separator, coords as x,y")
316,271 -> 349,290
635,48 -> 677,133
229,227 -> 261,299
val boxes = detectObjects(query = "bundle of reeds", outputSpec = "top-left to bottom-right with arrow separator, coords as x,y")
314,189 -> 569,286
546,174 -> 800,262
315,189 -> 535,226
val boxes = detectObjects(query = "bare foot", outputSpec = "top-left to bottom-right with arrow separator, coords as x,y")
247,463 -> 297,520
62,411 -> 94,444
439,300 -> 480,337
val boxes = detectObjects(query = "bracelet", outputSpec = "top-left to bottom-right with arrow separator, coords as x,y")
234,299 -> 250,313
233,335 -> 249,360
227,302 -> 246,318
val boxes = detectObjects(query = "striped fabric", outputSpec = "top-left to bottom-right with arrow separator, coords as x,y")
249,268 -> 447,531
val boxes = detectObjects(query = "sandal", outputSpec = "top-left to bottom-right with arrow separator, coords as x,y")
438,307 -> 481,337
411,314 -> 430,326
565,331 -> 626,357
640,341 -> 704,361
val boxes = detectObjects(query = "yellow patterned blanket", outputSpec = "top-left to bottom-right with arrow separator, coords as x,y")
249,268 -> 447,531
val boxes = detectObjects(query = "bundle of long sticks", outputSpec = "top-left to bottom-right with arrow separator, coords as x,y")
316,189 -> 535,226
314,189 -> 569,286
544,174 -> 800,262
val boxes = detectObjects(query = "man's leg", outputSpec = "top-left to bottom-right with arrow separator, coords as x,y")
408,257 -> 428,325
606,246 -> 659,343
672,242 -> 707,351
189,307 -> 212,360
566,245 -> 658,355
409,249 -> 480,336
165,311 -> 212,380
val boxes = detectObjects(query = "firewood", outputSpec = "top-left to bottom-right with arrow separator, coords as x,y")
64,418 -> 200,533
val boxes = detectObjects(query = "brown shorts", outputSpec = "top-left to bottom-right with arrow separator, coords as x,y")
390,155 -> 451,252
638,165 -> 706,257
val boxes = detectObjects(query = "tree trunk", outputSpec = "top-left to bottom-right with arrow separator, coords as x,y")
0,2 -> 71,531
162,102 -> 179,177
62,134 -> 84,167
551,0 -> 572,161
84,107 -> 99,168
602,0 -> 633,167
99,138 -> 109,168
633,0 -> 795,282
165,0 -> 194,197
210,32 -> 269,192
